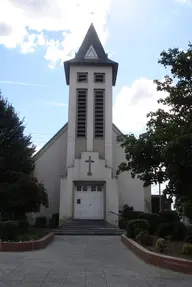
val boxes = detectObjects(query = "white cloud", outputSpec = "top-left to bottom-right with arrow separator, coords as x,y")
113,78 -> 168,134
46,102 -> 68,108
0,0 -> 111,67
0,80 -> 44,87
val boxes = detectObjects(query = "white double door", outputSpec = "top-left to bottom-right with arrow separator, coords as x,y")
74,184 -> 104,219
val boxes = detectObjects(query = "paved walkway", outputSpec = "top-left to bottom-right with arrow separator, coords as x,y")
0,236 -> 192,286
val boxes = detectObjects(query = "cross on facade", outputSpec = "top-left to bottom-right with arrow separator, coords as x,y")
85,156 -> 94,176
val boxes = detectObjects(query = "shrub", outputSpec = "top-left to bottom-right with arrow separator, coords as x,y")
183,200 -> 192,221
35,216 -> 47,228
118,218 -> 127,230
0,221 -> 19,241
49,213 -> 59,228
180,243 -> 192,255
18,220 -> 29,234
159,211 -> 179,223
157,221 -> 187,241
123,211 -> 144,221
187,224 -> 192,235
184,235 -> 192,244
136,230 -> 153,246
126,219 -> 149,238
156,238 -> 167,252
119,204 -> 134,214
138,213 -> 160,234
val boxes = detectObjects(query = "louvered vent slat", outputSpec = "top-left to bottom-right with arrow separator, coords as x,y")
77,89 -> 87,137
94,89 -> 104,138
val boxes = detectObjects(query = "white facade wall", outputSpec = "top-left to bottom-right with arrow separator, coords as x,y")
112,128 -> 151,212
34,127 -> 68,218
59,151 -> 119,226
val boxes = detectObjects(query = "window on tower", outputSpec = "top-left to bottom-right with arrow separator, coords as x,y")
77,72 -> 88,83
76,89 -> 87,138
94,89 -> 104,138
94,73 -> 105,83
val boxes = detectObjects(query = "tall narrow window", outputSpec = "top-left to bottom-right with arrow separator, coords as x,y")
94,89 -> 104,138
77,89 -> 87,137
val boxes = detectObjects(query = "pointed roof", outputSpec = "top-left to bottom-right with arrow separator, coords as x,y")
64,24 -> 118,86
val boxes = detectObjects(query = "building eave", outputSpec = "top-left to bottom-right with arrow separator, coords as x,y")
64,60 -> 118,86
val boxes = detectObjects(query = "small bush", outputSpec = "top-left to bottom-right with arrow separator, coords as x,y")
126,219 -> 149,239
119,204 -> 134,214
0,221 -> 19,241
35,216 -> 47,228
157,221 -> 187,241
184,235 -> 192,244
181,243 -> 192,255
118,218 -> 127,230
138,213 -> 160,234
187,224 -> 192,235
136,230 -> 153,246
183,200 -> 192,222
49,213 -> 59,228
159,211 -> 179,223
123,211 -> 144,221
18,220 -> 29,234
156,238 -> 167,252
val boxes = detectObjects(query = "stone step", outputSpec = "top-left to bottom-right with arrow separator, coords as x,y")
54,230 -> 124,235
53,220 -> 124,235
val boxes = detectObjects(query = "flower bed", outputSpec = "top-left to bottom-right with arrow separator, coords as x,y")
0,231 -> 54,252
122,235 -> 192,274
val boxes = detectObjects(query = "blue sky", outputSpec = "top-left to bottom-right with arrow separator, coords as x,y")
0,0 -> 191,156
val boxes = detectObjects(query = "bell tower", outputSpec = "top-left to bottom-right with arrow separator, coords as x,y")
64,24 -> 118,168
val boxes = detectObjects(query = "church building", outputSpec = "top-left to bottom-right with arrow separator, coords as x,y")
34,24 -> 151,226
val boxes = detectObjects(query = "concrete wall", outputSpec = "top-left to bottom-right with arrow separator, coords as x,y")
112,127 -> 151,212
34,126 -> 68,218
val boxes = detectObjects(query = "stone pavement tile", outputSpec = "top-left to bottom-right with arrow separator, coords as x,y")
21,274 -> 47,282
44,276 -> 65,283
19,283 -> 42,287
85,271 -> 107,287
41,284 -> 65,287
0,280 -> 21,287
124,274 -> 151,287
146,277 -> 192,287
64,272 -> 85,285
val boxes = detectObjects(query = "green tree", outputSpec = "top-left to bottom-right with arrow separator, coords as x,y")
148,43 -> 192,204
117,129 -> 167,211
0,91 -> 48,219
118,43 -> 192,208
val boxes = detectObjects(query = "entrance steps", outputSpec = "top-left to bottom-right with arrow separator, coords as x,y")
53,220 -> 124,235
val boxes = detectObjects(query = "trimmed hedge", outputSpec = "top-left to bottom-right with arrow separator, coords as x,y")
0,221 -> 19,241
18,220 -> 29,234
138,213 -> 160,234
157,221 -> 187,241
181,243 -> 192,255
184,235 -> 192,244
35,216 -> 47,228
126,219 -> 149,239
119,218 -> 128,230
49,213 -> 59,228
159,211 -> 180,223
123,211 -> 144,221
